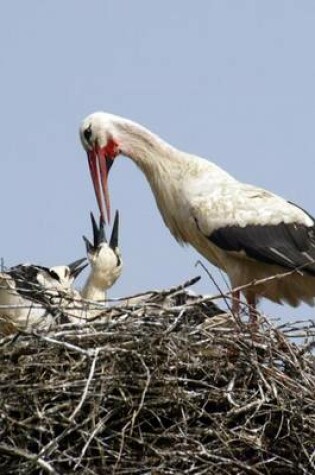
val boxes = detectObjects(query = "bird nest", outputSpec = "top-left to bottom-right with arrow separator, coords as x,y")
0,277 -> 315,475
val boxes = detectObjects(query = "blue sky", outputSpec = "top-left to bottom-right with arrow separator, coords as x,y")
1,1 -> 315,320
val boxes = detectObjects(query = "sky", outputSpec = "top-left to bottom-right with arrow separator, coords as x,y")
1,1 -> 315,321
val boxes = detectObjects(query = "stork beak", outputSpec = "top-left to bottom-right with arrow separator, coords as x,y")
91,212 -> 106,247
83,212 -> 107,254
68,257 -> 88,279
87,146 -> 114,223
109,210 -> 119,250
83,236 -> 93,255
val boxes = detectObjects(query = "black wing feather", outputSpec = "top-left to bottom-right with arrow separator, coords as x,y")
209,219 -> 315,276
6,265 -> 66,320
7,264 -> 50,302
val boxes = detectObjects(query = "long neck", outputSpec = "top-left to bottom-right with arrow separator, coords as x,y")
116,120 -> 200,242
117,120 -> 187,180
81,274 -> 106,302
116,119 -> 232,189
114,118 -> 235,244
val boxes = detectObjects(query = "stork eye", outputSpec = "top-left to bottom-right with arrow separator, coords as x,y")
83,125 -> 92,144
49,270 -> 60,281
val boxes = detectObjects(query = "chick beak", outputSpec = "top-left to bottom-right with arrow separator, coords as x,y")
83,212 -> 107,255
68,257 -> 88,279
109,210 -> 119,251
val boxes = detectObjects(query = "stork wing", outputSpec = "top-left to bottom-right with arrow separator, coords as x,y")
7,265 -> 66,316
7,264 -> 48,302
192,184 -> 315,275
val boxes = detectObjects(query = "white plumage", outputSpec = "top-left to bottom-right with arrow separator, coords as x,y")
0,212 -> 122,334
79,112 -> 315,315
0,260 -> 86,335
81,211 -> 122,301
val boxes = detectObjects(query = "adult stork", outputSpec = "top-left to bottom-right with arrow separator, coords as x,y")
79,112 -> 315,318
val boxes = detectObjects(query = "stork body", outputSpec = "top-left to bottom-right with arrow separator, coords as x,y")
0,260 -> 86,335
81,211 -> 122,302
79,112 -> 315,313
0,213 -> 122,334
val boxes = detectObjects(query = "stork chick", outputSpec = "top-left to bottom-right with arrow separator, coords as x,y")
0,259 -> 86,335
79,112 -> 315,321
81,210 -> 122,302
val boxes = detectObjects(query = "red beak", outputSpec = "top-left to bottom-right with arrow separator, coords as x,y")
87,145 -> 113,223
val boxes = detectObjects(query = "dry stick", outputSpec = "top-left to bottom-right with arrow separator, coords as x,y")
193,266 -> 308,314
226,267 -> 307,300
112,350 -> 151,474
0,283 -> 109,313
151,275 -> 202,299
1,277 -> 315,473
129,353 -> 151,435
107,276 -> 201,303
74,417 -> 106,471
225,375 -> 239,408
35,333 -> 92,357
0,443 -> 58,474
163,307 -> 187,335
69,348 -> 100,422
195,260 -> 234,315
113,420 -> 129,474
35,349 -> 99,461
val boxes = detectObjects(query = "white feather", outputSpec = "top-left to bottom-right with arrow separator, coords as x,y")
80,112 -> 315,308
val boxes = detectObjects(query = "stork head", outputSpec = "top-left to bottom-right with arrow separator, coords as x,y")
83,210 -> 122,290
39,258 -> 87,291
80,112 -> 122,223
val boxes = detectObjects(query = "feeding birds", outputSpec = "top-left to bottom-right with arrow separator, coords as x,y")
80,111 -> 315,318
0,212 -> 122,335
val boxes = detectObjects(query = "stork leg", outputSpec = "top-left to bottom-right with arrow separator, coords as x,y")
232,289 -> 240,315
231,289 -> 260,334
246,293 -> 259,331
